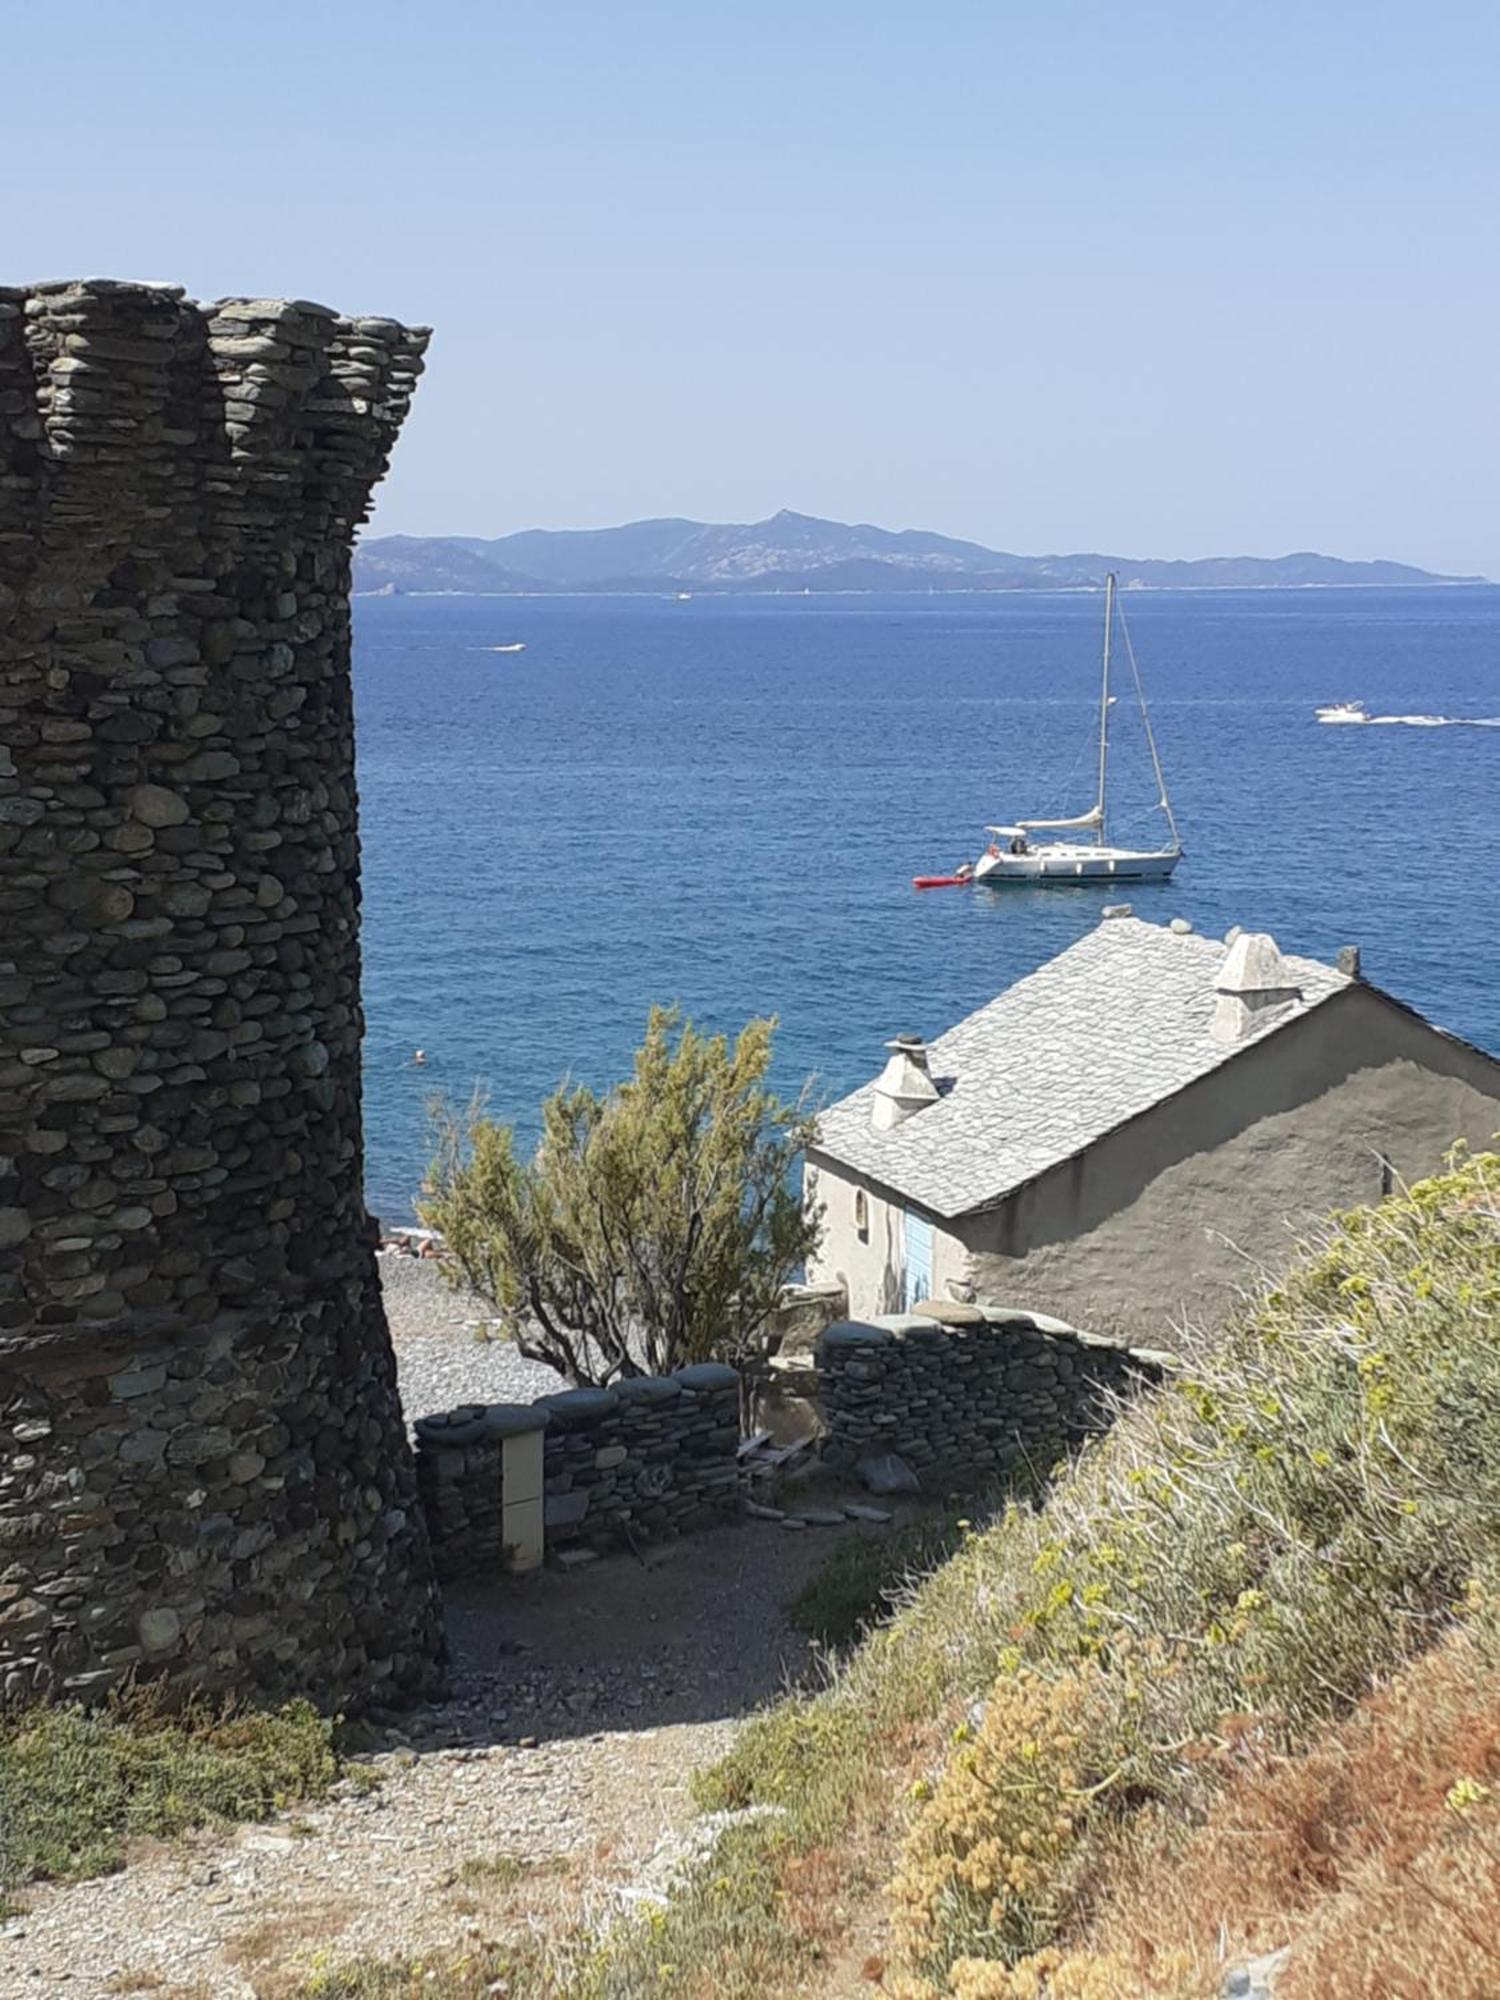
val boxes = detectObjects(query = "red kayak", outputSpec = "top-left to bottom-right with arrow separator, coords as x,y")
913,872 -> 974,890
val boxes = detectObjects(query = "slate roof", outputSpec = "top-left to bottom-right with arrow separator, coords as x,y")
810,917 -> 1351,1220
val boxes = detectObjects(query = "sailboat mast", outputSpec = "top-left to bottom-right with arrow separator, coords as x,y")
1095,572 -> 1115,845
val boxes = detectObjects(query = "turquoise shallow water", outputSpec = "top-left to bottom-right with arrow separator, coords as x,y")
353,587 -> 1500,1221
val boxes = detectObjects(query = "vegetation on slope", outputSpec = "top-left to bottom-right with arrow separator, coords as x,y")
288,1150 -> 1500,1997
0,1689 -> 342,1894
787,1512 -> 969,1651
692,1147 -> 1500,1998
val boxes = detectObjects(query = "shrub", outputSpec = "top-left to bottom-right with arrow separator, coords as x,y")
422,1007 -> 821,1384
0,1689 -> 340,1889
889,1665 -> 1116,1972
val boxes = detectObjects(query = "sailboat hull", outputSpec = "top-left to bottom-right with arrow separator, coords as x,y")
974,844 -> 1180,886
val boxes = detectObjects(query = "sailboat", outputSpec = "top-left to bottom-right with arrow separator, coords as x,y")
973,574 -> 1182,885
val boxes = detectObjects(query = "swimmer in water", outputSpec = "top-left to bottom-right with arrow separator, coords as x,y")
413,1049 -> 427,1066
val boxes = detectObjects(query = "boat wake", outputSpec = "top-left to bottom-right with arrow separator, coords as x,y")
1317,699 -> 1500,729
1359,714 -> 1500,729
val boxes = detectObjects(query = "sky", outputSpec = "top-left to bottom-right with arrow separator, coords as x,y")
5,1 -> 1497,574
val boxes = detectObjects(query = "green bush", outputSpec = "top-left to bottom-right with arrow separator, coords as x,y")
423,1007 -> 821,1386
0,1690 -> 341,1888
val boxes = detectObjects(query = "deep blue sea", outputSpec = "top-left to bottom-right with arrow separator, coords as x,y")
353,588 -> 1500,1221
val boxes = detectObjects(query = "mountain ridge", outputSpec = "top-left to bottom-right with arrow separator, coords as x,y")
353,509 -> 1487,595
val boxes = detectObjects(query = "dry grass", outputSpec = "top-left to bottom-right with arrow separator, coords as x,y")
224,1899 -> 362,1981
104,1982 -> 211,2000
1076,1623 -> 1500,1999
447,1852 -> 568,1890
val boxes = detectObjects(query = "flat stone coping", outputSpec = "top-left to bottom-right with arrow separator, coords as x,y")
973,1306 -> 1042,1331
868,1312 -> 941,1336
613,1374 -> 685,1405
673,1362 -> 741,1391
414,1402 -> 551,1446
414,1359 -> 747,1444
535,1386 -> 619,1429
480,1403 -> 552,1438
819,1319 -> 895,1348
910,1299 -> 987,1326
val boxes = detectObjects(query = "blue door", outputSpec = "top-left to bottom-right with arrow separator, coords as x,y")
903,1209 -> 933,1310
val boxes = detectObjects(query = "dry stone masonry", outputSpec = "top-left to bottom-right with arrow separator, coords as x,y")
818,1304 -> 1170,1488
414,1363 -> 744,1576
414,1400 -> 549,1583
0,280 -> 444,1706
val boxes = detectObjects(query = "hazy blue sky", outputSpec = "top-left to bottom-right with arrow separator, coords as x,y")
6,2 -> 1496,572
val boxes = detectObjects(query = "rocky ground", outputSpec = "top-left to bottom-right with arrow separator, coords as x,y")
378,1250 -> 564,1423
0,1270 -> 883,1999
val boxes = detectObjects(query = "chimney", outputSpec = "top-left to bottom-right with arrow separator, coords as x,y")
871,1034 -> 940,1131
1337,944 -> 1363,979
1211,932 -> 1303,1045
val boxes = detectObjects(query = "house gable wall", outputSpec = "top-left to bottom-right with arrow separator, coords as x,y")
956,984 -> 1500,1341
805,1158 -> 967,1320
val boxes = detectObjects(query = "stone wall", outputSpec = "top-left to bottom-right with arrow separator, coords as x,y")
414,1363 -> 743,1575
0,281 -> 444,1706
817,1305 -> 1169,1488
763,1281 -> 848,1361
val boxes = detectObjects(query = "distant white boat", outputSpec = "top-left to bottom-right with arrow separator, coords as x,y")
973,574 -> 1182,887
675,592 -> 692,602
1316,700 -> 1368,724
485,643 -> 526,654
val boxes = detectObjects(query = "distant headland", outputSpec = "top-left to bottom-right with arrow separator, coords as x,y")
353,509 -> 1488,597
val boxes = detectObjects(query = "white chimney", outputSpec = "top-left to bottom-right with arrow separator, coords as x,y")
1212,932 -> 1303,1044
871,1035 -> 940,1130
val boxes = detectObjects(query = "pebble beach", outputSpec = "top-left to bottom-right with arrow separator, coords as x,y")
377,1251 -> 564,1427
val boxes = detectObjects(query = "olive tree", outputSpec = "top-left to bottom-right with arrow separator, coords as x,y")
421,1008 -> 822,1385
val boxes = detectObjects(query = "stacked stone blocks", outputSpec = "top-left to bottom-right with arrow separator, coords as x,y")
414,1401 -> 548,1582
817,1304 -> 1169,1487
0,280 -> 444,1705
414,1362 -> 744,1576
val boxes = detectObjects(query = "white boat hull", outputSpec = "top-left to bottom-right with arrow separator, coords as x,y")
974,844 -> 1180,886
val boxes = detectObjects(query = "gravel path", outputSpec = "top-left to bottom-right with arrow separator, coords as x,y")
0,1290 -> 886,1999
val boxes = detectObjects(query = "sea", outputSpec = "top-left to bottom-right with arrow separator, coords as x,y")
353,586 -> 1500,1222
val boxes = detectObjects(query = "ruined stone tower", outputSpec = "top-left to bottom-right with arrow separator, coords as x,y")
0,281 -> 445,1705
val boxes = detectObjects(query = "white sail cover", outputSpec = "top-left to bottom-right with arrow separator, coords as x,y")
1018,808 -> 1104,831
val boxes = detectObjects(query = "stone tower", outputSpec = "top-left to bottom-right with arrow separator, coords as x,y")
0,281 -> 444,1705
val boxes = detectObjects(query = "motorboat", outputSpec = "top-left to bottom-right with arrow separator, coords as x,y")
1315,700 -> 1368,724
973,574 -> 1182,887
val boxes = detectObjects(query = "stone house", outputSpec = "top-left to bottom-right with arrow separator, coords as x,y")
804,911 -> 1500,1343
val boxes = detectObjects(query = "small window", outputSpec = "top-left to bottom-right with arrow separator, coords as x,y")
854,1188 -> 869,1241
